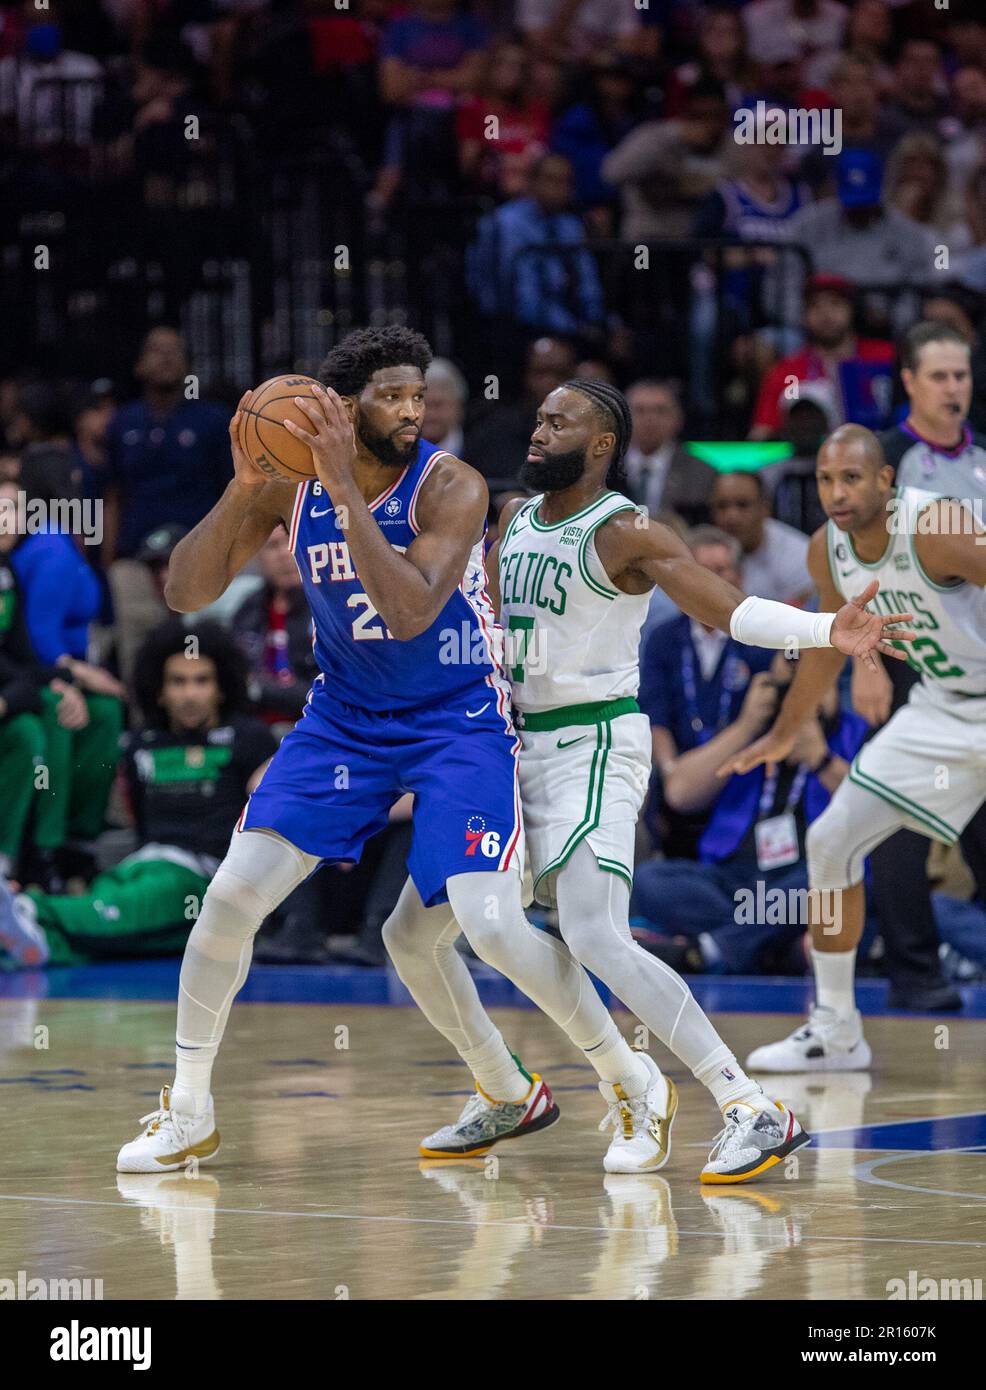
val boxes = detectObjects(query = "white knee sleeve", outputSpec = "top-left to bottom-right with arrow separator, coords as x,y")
177,829 -> 319,1046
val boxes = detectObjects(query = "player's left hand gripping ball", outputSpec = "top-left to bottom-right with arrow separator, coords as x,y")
283,384 -> 358,492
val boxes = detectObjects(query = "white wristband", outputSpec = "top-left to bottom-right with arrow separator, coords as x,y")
729,595 -> 836,650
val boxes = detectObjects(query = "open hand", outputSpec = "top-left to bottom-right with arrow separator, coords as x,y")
831,580 -> 916,672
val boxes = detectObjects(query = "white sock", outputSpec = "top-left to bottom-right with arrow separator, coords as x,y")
811,946 -> 857,1017
693,1044 -> 766,1113
583,1022 -> 652,1097
460,1031 -> 530,1103
172,1040 -> 218,1115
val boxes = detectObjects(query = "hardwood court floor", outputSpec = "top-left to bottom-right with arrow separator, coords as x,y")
2,996 -> 985,1300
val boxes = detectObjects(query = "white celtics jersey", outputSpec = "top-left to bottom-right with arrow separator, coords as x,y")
498,489 -> 651,713
827,485 -> 986,696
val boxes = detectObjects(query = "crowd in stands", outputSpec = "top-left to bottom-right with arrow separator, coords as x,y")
2,0 -> 986,994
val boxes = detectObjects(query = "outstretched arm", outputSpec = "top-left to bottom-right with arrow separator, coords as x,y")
287,384 -> 489,641
594,510 -> 915,668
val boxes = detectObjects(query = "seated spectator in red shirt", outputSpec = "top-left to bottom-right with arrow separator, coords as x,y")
456,38 -> 549,202
750,273 -> 896,439
231,526 -> 318,733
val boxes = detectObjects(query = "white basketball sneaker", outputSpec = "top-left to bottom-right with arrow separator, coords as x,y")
701,1099 -> 810,1184
116,1086 -> 220,1173
745,1006 -> 872,1073
598,1052 -> 678,1174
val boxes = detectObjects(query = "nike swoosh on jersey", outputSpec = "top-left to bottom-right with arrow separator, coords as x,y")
557,734 -> 588,748
310,506 -> 332,517
466,702 -> 491,718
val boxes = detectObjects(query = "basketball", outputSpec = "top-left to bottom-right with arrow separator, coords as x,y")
238,374 -> 323,482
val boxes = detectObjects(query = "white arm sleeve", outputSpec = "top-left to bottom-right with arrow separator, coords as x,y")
729,595 -> 836,649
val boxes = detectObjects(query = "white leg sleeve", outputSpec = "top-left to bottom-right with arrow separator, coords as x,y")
554,841 -> 742,1079
176,828 -> 319,1048
445,869 -> 629,1056
806,779 -> 909,891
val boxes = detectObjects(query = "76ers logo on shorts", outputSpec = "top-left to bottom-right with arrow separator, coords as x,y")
465,814 -> 501,859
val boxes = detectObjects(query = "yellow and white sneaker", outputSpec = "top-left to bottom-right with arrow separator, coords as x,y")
598,1053 -> 678,1174
116,1086 -> 220,1173
700,1099 -> 809,1184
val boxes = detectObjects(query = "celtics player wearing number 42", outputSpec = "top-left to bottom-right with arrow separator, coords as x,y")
725,423 -> 986,1073
480,379 -> 913,1182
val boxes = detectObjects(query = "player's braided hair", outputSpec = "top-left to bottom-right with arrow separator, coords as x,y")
559,378 -> 632,490
317,326 -> 432,397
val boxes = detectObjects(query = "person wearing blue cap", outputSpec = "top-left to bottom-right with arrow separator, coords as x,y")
777,149 -> 937,328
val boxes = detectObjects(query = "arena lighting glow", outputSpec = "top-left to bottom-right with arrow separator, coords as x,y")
685,441 -> 795,472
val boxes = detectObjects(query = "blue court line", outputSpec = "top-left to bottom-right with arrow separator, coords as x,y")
814,1111 -> 986,1151
3,959 -> 986,1019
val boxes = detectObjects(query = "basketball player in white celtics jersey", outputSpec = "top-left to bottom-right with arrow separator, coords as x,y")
724,423 -> 986,1071
388,381 -> 913,1183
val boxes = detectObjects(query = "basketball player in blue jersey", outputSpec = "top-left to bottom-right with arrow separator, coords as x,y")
118,327 -> 718,1171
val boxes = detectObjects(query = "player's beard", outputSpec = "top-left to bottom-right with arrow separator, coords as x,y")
357,416 -> 419,469
519,445 -> 588,492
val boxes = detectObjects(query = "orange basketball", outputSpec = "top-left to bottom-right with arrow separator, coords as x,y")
238,374 -> 323,482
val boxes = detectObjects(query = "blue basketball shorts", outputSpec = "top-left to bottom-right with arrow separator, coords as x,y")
239,677 -> 523,907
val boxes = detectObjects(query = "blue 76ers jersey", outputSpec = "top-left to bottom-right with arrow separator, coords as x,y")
287,440 -> 501,711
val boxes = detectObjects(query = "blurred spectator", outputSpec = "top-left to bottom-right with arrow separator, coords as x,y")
632,656 -> 869,975
372,0 -> 487,209
549,53 -> 642,226
72,383 -> 116,503
103,327 -> 230,562
0,523 -> 62,879
463,335 -> 576,485
0,475 -> 124,892
882,39 -> 949,143
602,77 -> 731,241
103,326 -> 230,695
517,0 -> 649,64
884,133 -> 960,246
943,66 -> 986,217
422,357 -> 467,457
233,526 -> 318,733
765,396 -> 832,535
711,471 -> 813,606
4,380 -> 82,503
751,273 -> 897,438
778,151 -> 936,331
692,117 -> 809,243
638,524 -> 775,858
0,619 -> 277,968
466,153 -> 605,335
623,379 -> 716,525
665,6 -> 752,118
797,53 -> 899,195
0,1 -> 103,146
842,0 -> 894,76
742,0 -> 847,85
456,38 -> 549,202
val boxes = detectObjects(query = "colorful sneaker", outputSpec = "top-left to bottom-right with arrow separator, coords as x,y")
0,886 -> 48,968
746,1006 -> 871,1073
116,1086 -> 220,1173
700,1100 -> 810,1185
598,1052 -> 678,1174
419,1073 -> 559,1158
